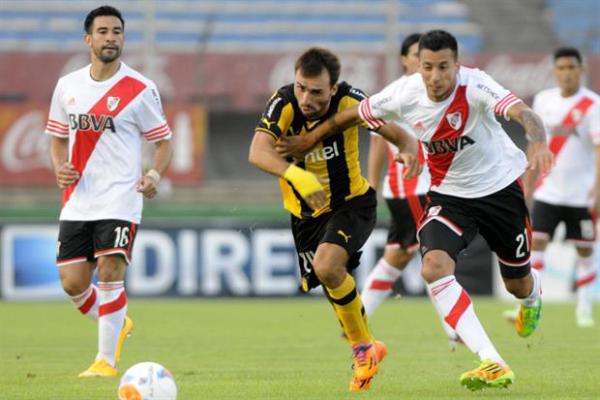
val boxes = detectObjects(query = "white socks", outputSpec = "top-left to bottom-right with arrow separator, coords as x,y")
70,284 -> 99,321
428,275 -> 504,365
361,258 -> 402,317
575,254 -> 597,318
98,281 -> 127,367
521,268 -> 542,307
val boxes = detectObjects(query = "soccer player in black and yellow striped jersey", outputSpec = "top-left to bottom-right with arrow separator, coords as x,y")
248,47 -> 420,391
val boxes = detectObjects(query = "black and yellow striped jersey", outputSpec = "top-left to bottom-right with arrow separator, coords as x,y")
256,81 -> 371,219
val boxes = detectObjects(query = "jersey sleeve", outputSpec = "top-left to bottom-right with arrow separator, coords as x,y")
470,70 -> 523,120
587,102 -> 600,145
134,83 -> 172,142
45,80 -> 70,138
357,79 -> 404,130
341,86 -> 370,129
255,92 -> 293,139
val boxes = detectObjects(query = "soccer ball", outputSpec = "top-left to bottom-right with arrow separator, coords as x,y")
118,362 -> 177,400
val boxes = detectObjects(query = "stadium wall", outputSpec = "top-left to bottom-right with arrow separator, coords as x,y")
0,222 -> 492,301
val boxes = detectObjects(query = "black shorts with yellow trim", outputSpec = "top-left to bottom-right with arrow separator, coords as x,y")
291,188 -> 377,291
417,180 -> 532,279
57,220 -> 138,267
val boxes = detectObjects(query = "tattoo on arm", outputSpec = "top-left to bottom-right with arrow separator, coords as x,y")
521,109 -> 546,143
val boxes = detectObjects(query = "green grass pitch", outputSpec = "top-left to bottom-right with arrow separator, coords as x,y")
1,298 -> 598,399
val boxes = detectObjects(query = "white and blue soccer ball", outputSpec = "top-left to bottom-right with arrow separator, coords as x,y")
118,362 -> 177,400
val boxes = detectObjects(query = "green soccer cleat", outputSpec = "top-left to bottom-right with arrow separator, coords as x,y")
515,298 -> 542,337
459,359 -> 514,391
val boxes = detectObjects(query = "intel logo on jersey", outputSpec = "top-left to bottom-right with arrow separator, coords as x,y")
305,142 -> 340,162
69,113 -> 116,133
423,136 -> 475,155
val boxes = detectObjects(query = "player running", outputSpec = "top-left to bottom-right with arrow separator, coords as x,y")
249,47 -> 420,391
46,6 -> 173,377
510,47 -> 600,327
276,30 -> 553,391
361,33 -> 461,349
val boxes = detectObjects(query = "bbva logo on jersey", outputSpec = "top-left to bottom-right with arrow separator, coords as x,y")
68,113 -> 116,133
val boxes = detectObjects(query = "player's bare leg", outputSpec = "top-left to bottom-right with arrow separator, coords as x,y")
503,237 -> 547,322
362,246 -> 460,349
79,254 -> 130,378
59,261 -> 99,320
574,246 -> 596,327
313,243 -> 385,391
422,249 -> 513,390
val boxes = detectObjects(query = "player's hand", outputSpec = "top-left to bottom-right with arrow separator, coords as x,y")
275,135 -> 314,159
527,142 -> 554,176
395,152 -> 422,180
136,175 -> 158,199
55,162 -> 79,189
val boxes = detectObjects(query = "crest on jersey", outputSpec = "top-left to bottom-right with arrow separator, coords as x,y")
107,96 -> 120,112
414,121 -> 424,135
446,112 -> 462,130
428,205 -> 442,217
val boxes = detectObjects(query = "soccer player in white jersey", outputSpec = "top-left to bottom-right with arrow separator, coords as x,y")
361,33 -> 461,348
523,47 -> 600,327
276,30 -> 553,391
45,6 -> 173,377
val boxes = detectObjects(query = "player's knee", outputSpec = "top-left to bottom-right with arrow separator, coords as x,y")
59,275 -> 89,296
576,246 -> 593,258
421,251 -> 454,283
97,255 -> 127,281
385,249 -> 413,269
313,261 -> 342,288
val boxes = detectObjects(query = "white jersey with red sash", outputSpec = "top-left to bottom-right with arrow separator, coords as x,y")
359,66 -> 527,198
373,77 -> 431,201
45,63 -> 172,223
533,87 -> 600,207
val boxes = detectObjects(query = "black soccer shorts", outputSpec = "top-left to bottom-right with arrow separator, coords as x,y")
532,200 -> 596,247
57,219 -> 138,266
291,188 -> 377,291
417,180 -> 532,279
385,195 -> 427,251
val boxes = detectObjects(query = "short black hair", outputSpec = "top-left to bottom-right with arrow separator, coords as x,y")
553,47 -> 582,64
400,33 -> 422,56
294,47 -> 341,86
418,30 -> 458,59
84,5 -> 125,34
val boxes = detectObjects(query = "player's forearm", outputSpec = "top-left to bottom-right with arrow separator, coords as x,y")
249,132 -> 291,177
309,106 -> 362,148
377,123 -> 417,154
49,137 -> 69,171
367,135 -> 386,190
151,139 -> 174,177
511,104 -> 546,144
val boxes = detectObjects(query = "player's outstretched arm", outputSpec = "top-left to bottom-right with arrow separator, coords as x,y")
376,123 -> 422,180
249,131 -> 326,210
136,139 -> 173,199
49,136 -> 79,189
508,102 -> 554,180
367,134 -> 387,191
275,106 -> 361,158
